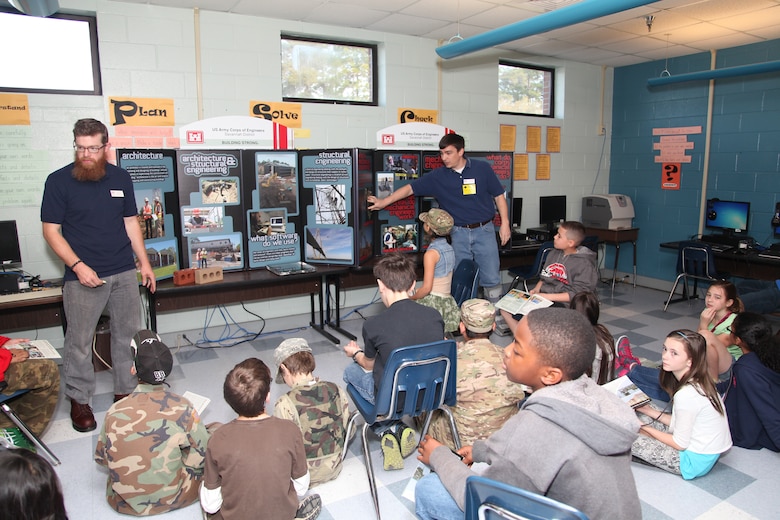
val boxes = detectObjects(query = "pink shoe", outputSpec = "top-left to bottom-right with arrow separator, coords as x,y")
615,336 -> 640,377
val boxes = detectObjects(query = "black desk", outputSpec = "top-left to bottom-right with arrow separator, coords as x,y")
660,241 -> 780,281
586,227 -> 639,293
0,287 -> 65,333
148,266 -> 348,343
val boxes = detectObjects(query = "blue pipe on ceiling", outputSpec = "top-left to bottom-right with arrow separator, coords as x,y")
435,0 -> 661,59
647,60 -> 780,86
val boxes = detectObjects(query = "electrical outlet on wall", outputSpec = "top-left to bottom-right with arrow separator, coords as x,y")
597,126 -> 606,136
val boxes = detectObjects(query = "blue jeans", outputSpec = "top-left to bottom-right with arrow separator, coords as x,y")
450,223 -> 500,289
415,473 -> 464,520
62,269 -> 140,402
343,363 -> 375,404
735,278 -> 780,315
628,365 -> 670,402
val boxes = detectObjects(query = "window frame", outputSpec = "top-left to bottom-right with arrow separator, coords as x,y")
498,60 -> 555,118
0,8 -> 102,96
281,34 -> 378,107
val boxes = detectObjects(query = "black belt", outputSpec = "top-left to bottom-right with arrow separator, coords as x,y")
461,219 -> 492,229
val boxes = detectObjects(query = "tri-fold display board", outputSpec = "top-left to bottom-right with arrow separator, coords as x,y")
119,119 -> 510,278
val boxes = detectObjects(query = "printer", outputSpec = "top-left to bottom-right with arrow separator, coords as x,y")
582,194 -> 634,229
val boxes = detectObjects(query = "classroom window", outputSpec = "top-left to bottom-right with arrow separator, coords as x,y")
0,9 -> 101,96
281,35 -> 377,106
498,61 -> 554,117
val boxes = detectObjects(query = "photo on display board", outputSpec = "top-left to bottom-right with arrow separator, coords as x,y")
187,232 -> 243,271
313,184 -> 347,224
134,188 -> 165,240
249,209 -> 288,237
382,223 -> 418,253
200,177 -> 239,205
376,172 -> 394,199
304,226 -> 353,263
137,238 -> 179,281
383,153 -> 419,178
182,206 -> 224,235
257,154 -> 298,216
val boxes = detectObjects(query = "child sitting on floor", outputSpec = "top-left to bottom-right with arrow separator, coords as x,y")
273,338 -> 350,486
632,329 -> 732,479
415,308 -> 641,520
570,291 -> 615,384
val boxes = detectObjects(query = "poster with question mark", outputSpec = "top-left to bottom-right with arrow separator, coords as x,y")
662,163 -> 680,190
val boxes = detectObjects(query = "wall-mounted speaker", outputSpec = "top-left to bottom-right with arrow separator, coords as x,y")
8,0 -> 59,17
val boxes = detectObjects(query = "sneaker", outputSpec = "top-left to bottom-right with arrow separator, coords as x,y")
398,425 -> 417,458
615,336 -> 641,377
294,494 -> 322,520
381,431 -> 404,471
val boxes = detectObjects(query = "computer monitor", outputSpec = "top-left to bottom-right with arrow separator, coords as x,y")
511,198 -> 522,229
0,220 -> 22,268
705,199 -> 750,235
539,195 -> 566,232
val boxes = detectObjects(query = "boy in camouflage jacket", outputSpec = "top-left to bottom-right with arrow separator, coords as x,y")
273,338 -> 350,486
95,330 -> 209,515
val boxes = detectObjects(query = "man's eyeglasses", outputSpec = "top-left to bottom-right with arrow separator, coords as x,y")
73,144 -> 106,154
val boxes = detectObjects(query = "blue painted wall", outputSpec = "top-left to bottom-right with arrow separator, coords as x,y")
610,40 -> 780,283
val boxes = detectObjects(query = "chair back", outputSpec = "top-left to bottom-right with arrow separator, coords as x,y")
353,339 -> 457,425
464,475 -> 589,520
582,235 -> 599,253
677,241 -> 718,278
451,259 -> 480,306
531,241 -> 555,277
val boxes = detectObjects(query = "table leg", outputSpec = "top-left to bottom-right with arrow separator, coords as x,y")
632,240 -> 637,288
310,284 -> 340,344
325,274 -> 357,341
611,243 -> 621,294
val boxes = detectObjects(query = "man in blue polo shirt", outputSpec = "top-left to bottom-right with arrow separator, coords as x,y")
41,118 -> 156,432
368,133 -> 510,303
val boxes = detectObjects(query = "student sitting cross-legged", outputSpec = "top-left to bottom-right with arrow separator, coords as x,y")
415,308 -> 642,520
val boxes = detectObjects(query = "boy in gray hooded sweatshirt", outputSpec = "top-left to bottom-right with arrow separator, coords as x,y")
416,307 -> 641,520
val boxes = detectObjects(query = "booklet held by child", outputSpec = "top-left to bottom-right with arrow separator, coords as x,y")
602,375 -> 651,409
494,289 -> 553,316
6,340 -> 61,360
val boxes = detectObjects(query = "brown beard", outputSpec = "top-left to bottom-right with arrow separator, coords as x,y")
72,153 -> 107,182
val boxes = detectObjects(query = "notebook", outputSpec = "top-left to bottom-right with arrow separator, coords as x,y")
266,261 -> 317,276
602,375 -> 651,409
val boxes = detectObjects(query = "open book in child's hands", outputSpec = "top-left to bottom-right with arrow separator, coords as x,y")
494,289 -> 553,316
182,391 -> 211,416
6,340 -> 61,360
602,375 -> 651,409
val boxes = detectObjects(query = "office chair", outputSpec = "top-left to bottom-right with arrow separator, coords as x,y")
450,259 -> 480,306
0,388 -> 60,465
663,240 -> 727,311
464,475 -> 589,520
342,339 -> 460,520
508,241 -> 554,292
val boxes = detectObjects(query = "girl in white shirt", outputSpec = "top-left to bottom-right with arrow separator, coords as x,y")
631,329 -> 732,479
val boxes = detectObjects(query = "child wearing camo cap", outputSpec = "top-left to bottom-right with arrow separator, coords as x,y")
272,338 -> 350,486
410,207 -> 461,333
425,299 -> 525,449
95,330 -> 210,516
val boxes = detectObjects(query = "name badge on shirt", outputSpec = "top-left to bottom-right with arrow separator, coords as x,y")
462,178 -> 476,195
110,190 -> 124,198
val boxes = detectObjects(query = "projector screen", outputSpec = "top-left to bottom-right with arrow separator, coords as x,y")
0,9 -> 101,95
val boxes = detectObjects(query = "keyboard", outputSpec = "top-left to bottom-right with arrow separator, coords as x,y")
708,244 -> 733,253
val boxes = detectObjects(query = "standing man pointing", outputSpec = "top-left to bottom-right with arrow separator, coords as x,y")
368,133 -> 510,303
41,118 -> 156,432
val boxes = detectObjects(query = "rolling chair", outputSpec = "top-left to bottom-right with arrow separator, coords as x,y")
508,241 -> 554,292
343,339 -> 460,520
464,475 -> 589,520
663,240 -> 727,311
0,386 -> 60,465
451,259 -> 480,306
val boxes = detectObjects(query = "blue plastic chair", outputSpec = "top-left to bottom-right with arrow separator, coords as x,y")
0,388 -> 60,465
664,240 -> 726,311
508,241 -> 554,292
343,339 -> 460,519
465,475 -> 589,520
451,259 -> 480,306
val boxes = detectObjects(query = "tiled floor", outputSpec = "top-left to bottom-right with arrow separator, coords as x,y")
38,283 -> 780,519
